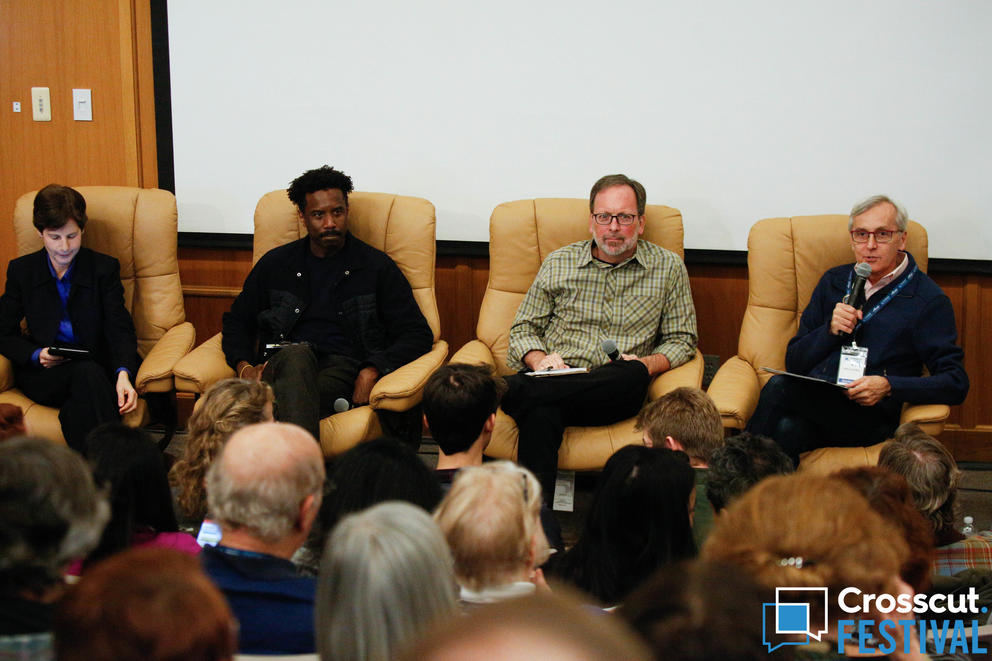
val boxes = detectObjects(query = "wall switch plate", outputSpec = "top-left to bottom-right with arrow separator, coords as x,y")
72,88 -> 92,121
31,87 -> 51,121
12,102 -> 21,112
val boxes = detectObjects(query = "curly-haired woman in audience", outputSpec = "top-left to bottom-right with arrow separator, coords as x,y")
169,378 -> 274,523
317,501 -> 458,661
546,445 -> 696,606
702,473 -> 927,660
434,461 -> 550,606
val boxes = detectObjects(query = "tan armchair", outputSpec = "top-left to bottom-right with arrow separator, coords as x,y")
172,190 -> 448,457
0,186 -> 196,443
450,198 -> 704,471
706,215 -> 951,471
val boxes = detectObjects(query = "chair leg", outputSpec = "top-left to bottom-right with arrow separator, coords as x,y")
144,391 -> 178,453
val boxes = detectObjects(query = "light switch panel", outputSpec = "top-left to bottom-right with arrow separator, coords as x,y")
31,87 -> 51,121
72,89 -> 92,121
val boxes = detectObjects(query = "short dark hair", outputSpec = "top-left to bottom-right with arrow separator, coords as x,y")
287,165 -> 354,213
422,363 -> 506,455
706,432 -> 793,512
33,184 -> 87,231
589,174 -> 647,216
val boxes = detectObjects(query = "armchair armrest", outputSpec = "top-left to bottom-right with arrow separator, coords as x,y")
0,354 -> 12,392
369,340 -> 449,412
901,403 -> 950,437
647,350 -> 704,400
134,322 -> 196,394
449,340 -> 497,368
706,356 -> 761,430
172,334 -> 236,394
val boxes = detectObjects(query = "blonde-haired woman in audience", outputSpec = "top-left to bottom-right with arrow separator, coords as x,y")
703,473 -> 927,660
317,501 -> 458,661
433,461 -> 550,607
169,378 -> 274,523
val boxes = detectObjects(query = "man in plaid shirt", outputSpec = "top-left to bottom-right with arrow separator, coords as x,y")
502,174 -> 697,501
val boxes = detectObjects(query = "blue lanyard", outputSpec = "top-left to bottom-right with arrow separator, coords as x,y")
844,264 -> 917,328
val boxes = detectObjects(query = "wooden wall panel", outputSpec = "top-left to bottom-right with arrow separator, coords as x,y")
0,0 -> 151,288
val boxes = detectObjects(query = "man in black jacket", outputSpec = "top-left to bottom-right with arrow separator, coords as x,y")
222,166 -> 432,439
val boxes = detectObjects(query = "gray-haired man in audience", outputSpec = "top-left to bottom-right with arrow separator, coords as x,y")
201,422 -> 324,656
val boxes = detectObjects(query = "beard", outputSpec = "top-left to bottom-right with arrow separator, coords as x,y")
594,234 -> 638,257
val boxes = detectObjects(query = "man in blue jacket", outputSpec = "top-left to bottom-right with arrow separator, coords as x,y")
747,195 -> 968,464
222,166 -> 432,440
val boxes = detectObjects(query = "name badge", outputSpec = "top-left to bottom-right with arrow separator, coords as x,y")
837,345 -> 868,385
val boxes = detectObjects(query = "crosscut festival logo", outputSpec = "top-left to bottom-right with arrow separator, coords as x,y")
762,586 -> 989,655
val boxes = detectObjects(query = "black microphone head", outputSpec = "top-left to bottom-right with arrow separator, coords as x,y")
333,397 -> 350,413
854,262 -> 872,279
601,339 -> 620,360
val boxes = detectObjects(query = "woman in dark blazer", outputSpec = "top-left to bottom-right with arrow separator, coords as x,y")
0,184 -> 138,453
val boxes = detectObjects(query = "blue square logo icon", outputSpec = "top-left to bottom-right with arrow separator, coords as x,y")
776,603 -> 809,634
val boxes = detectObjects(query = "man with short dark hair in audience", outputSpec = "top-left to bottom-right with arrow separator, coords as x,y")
705,432 -> 793,513
636,387 -> 723,546
502,173 -> 697,501
423,363 -> 562,550
202,422 -> 324,655
222,165 -> 433,439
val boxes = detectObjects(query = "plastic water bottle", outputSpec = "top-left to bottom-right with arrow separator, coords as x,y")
962,515 -> 975,535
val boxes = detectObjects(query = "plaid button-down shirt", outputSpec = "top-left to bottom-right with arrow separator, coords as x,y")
934,531 -> 992,577
507,240 -> 697,371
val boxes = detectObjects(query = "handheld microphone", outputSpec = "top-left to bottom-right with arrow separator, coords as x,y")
839,262 -> 872,341
601,339 -> 620,361
843,262 -> 873,310
333,397 -> 351,413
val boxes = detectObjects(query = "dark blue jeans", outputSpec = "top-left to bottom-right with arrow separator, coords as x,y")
746,374 -> 899,466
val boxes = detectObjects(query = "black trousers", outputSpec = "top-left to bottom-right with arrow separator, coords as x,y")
746,374 -> 900,466
502,360 -> 652,503
15,359 -> 120,454
262,343 -> 360,441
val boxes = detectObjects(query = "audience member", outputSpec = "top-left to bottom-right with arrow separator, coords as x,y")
879,422 -> 992,576
0,437 -> 109,656
294,436 -> 442,575
54,547 -> 236,661
635,386 -> 723,546
399,588 -> 652,661
0,403 -> 26,441
702,474 -> 925,659
202,422 -> 324,655
0,184 -> 140,452
835,465 -> 935,592
546,446 -> 696,606
423,363 -> 506,480
706,431 -> 793,512
317,501 -> 458,661
620,560 -> 791,661
78,423 -> 198,573
423,363 -> 562,550
169,378 -> 274,524
434,461 -> 550,606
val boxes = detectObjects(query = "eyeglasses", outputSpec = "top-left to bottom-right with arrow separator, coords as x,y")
592,213 -> 638,226
850,229 -> 902,244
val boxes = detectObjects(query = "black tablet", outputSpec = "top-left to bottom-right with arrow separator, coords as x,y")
48,346 -> 91,359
